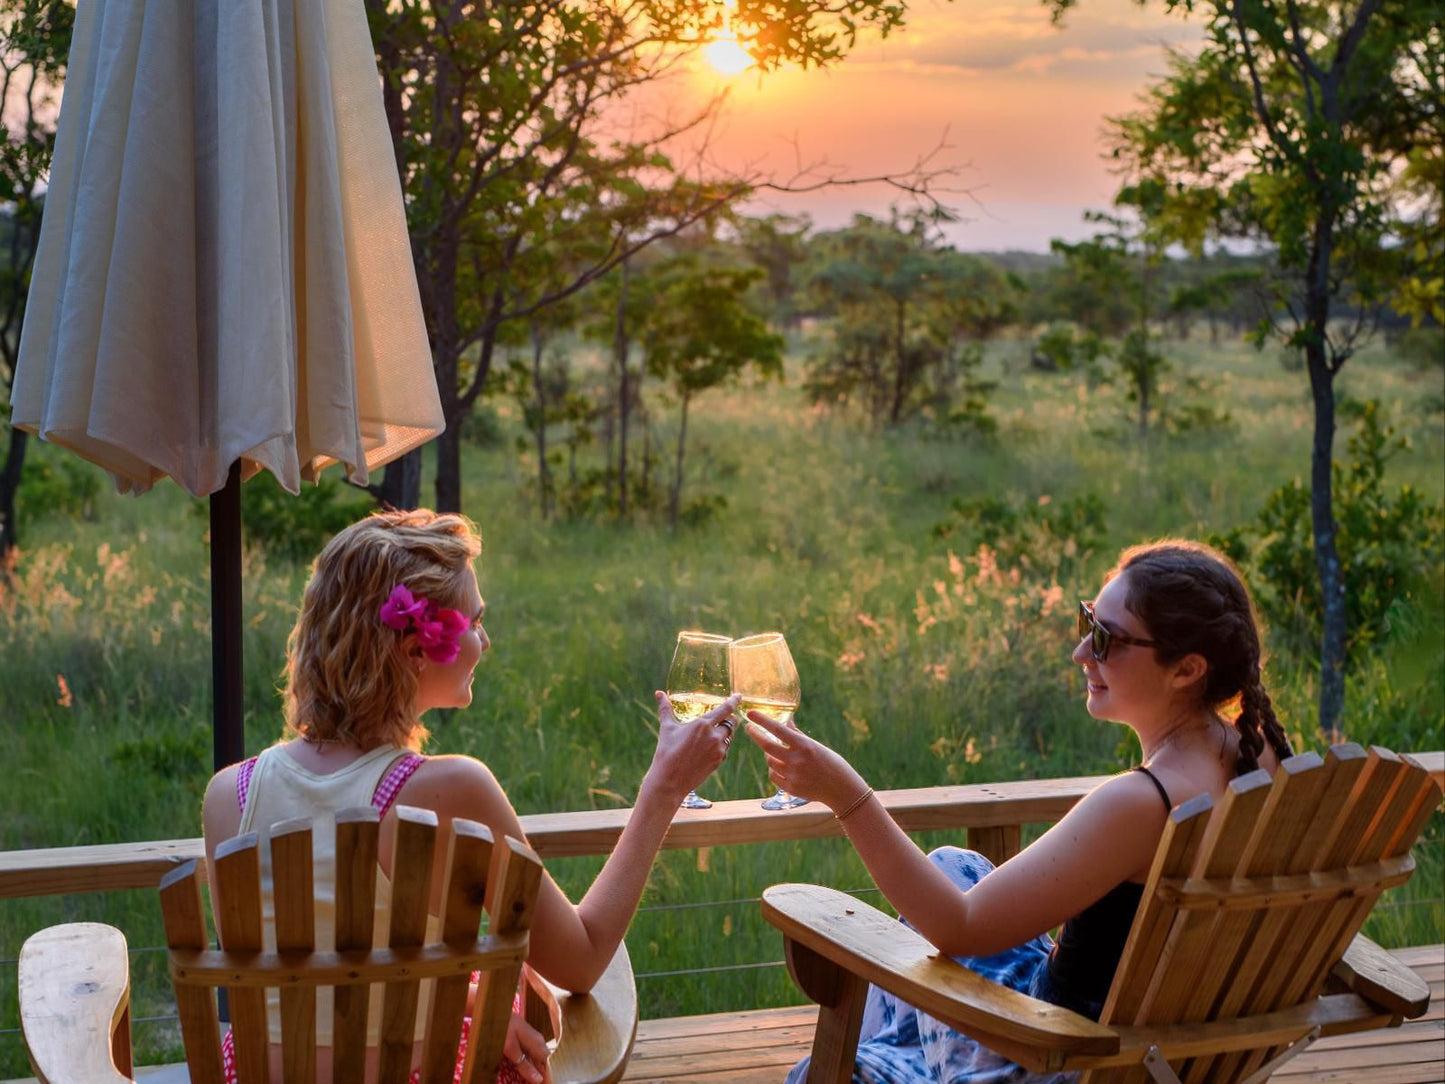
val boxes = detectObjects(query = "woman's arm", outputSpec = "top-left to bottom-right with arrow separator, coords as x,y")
200,764 -> 244,913
746,711 -> 1167,957
392,692 -> 738,992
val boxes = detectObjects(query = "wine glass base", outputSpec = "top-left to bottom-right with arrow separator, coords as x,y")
681,791 -> 713,809
762,789 -> 809,811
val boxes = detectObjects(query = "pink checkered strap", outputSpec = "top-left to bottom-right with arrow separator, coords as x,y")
372,753 -> 426,816
235,756 -> 259,814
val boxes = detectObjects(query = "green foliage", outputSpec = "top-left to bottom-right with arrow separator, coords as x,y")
735,213 -> 814,326
1,0 -> 75,555
804,212 -> 1017,427
1031,323 -> 1107,379
1117,328 -> 1169,412
1219,400 -> 1445,662
1051,203 -> 1173,434
205,471 -> 374,562
1158,373 -> 1236,436
930,346 -> 999,441
460,404 -> 506,448
1394,325 -> 1444,372
364,0 -> 921,511
17,444 -> 101,520
643,262 -> 784,398
112,727 -> 210,803
1086,0 -> 1443,732
932,491 -> 1107,581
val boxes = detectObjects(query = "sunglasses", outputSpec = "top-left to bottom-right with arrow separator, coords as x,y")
1077,601 -> 1158,662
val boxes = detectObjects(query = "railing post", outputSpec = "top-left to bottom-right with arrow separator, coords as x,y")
968,825 -> 1022,867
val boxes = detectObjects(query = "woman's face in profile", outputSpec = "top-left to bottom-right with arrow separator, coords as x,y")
1072,572 -> 1172,726
415,569 -> 489,713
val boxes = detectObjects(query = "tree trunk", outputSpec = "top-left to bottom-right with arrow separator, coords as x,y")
1303,197 -> 1347,737
373,448 -> 422,510
1138,247 -> 1153,437
1308,348 -> 1346,738
889,299 -> 908,425
669,394 -> 689,529
434,422 -> 463,513
639,402 -> 653,508
614,260 -> 632,518
531,321 -> 552,520
433,331 -> 463,513
0,425 -> 29,563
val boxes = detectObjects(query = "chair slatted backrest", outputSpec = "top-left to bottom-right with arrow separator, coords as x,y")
1080,744 -> 1438,1084
157,805 -> 542,1084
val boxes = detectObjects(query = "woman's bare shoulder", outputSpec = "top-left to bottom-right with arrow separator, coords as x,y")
392,752 -> 516,827
408,752 -> 498,787
202,763 -> 244,847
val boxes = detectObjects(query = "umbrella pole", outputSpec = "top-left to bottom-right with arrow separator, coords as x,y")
211,460 -> 245,773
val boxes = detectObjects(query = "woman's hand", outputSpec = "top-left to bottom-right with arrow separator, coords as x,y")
745,710 -> 870,813
504,1010 -> 552,1084
646,691 -> 740,805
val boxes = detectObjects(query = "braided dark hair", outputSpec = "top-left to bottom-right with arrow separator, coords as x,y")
1111,540 -> 1292,776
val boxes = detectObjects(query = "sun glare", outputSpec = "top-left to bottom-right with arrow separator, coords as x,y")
705,33 -> 753,76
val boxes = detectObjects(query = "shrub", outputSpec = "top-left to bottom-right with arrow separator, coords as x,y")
933,492 -> 1107,584
1394,325 -> 1444,372
18,445 -> 103,520
1215,399 -> 1445,662
187,470 -> 375,561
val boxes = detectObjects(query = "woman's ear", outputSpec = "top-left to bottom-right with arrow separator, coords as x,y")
403,636 -> 426,673
1170,652 -> 1208,691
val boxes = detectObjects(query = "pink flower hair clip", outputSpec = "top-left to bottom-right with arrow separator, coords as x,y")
379,584 -> 470,665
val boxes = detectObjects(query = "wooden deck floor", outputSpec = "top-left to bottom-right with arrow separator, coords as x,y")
6,946 -> 1437,1083
621,945 -> 1444,1083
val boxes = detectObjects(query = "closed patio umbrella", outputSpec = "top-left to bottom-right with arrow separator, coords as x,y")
11,0 -> 443,770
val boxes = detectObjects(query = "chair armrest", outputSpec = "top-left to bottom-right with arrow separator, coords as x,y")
1331,933 -> 1431,1018
762,884 -> 1117,1072
19,922 -> 136,1084
534,942 -> 638,1084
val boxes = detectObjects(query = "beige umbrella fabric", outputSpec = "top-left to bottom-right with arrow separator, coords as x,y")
12,0 -> 443,497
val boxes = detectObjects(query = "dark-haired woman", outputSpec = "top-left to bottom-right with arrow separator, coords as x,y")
747,540 -> 1292,1083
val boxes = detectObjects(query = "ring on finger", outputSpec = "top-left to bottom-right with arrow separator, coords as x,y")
716,717 -> 736,732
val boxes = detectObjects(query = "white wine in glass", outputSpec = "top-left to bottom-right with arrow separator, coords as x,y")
730,632 -> 807,810
665,630 -> 733,810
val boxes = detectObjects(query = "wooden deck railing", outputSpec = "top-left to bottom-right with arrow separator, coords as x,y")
3,752 -> 1441,902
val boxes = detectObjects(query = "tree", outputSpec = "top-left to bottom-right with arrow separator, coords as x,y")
0,0 -> 70,565
736,212 -> 814,328
805,211 -> 969,426
1068,0 -> 1444,734
640,259 -> 783,526
363,0 -> 936,514
1051,190 -> 1169,436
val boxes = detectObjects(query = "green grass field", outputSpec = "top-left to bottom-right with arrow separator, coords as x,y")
2,333 -> 1442,1075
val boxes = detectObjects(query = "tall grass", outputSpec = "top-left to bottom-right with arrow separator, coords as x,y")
1,335 -> 1441,1075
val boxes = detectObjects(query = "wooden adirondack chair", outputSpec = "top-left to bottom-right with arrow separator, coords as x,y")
19,806 -> 637,1084
763,745 -> 1439,1083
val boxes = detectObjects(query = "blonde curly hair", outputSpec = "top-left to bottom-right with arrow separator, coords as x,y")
283,508 -> 482,751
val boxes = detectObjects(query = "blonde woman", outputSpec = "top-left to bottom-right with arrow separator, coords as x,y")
202,509 -> 737,1083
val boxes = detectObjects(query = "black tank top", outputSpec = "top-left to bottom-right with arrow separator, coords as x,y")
1043,765 -> 1172,1019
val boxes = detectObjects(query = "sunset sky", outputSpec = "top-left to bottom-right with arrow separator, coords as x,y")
670,0 -> 1204,252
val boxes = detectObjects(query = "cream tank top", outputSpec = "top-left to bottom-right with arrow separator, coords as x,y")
236,743 -> 441,1046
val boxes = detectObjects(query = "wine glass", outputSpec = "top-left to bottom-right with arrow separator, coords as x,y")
730,632 -> 807,810
665,630 -> 733,810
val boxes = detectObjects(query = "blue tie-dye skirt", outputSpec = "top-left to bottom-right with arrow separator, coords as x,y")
784,847 -> 1080,1084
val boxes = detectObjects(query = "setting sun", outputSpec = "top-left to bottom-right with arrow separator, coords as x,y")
704,32 -> 753,75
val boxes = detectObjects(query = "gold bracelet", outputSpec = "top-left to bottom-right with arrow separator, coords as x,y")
835,786 -> 874,822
